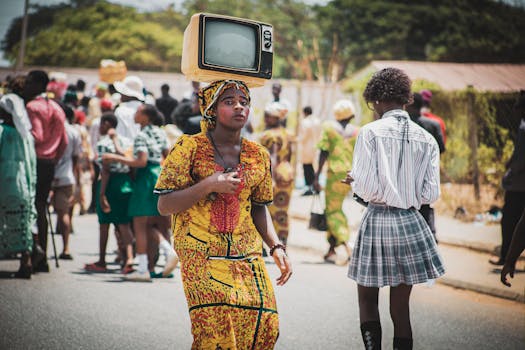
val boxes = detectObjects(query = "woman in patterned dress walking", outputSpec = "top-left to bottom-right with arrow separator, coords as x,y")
155,80 -> 292,349
259,102 -> 295,245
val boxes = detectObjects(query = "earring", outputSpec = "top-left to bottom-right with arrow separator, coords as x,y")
375,101 -> 379,105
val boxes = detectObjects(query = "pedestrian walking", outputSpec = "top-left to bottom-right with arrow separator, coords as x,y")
113,76 -> 144,140
84,113 -> 134,274
406,92 -> 445,242
345,68 -> 445,350
24,70 -> 69,273
0,90 -> 37,278
260,102 -> 295,245
155,80 -> 292,349
420,89 -> 447,145
313,99 -> 358,263
500,207 -> 525,287
490,90 -> 525,266
52,104 -> 82,260
298,106 -> 321,196
155,83 -> 178,125
103,104 -> 178,281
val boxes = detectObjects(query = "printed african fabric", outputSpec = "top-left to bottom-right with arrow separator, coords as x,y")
260,127 -> 294,244
154,133 -> 278,350
0,125 -> 36,256
317,120 -> 358,246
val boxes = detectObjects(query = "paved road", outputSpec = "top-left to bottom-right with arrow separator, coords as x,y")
0,214 -> 524,350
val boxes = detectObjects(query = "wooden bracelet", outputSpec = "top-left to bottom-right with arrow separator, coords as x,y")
269,243 -> 286,256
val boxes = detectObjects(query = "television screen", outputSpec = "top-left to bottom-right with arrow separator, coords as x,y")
204,20 -> 257,71
181,13 -> 273,87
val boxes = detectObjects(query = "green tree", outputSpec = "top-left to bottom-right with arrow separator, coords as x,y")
315,0 -> 525,80
3,1 -> 184,71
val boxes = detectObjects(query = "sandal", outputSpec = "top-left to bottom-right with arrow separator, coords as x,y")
84,262 -> 107,272
121,265 -> 134,275
59,253 -> 73,260
150,271 -> 174,279
323,253 -> 337,264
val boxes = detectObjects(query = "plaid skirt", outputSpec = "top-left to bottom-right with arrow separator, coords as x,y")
348,203 -> 445,287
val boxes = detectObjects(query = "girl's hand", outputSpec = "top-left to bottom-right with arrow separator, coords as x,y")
273,248 -> 292,286
107,128 -> 117,139
206,171 -> 241,194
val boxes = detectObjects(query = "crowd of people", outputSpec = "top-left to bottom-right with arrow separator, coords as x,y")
0,71 -> 193,280
1,68 -> 523,350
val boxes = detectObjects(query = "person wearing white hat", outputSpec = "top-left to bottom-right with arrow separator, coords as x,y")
313,99 -> 359,264
113,75 -> 144,141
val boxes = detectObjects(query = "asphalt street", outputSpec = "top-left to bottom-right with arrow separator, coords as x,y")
0,214 -> 524,350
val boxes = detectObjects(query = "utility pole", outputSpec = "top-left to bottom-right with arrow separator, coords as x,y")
16,0 -> 29,71
467,85 -> 480,200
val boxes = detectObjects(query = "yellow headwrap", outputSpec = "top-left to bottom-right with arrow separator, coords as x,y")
197,80 -> 251,132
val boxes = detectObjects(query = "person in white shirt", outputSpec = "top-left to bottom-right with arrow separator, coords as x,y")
298,106 -> 321,195
113,76 -> 144,140
52,105 -> 82,260
344,68 -> 445,350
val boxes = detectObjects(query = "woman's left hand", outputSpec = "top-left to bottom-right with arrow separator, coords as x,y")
273,248 -> 292,286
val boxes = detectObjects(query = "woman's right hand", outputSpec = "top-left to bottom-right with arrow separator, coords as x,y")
206,171 -> 241,194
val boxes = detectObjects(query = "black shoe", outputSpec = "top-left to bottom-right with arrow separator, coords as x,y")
59,253 -> 73,260
488,256 -> 505,266
34,261 -> 50,273
31,244 -> 46,267
301,189 -> 314,196
14,265 -> 32,279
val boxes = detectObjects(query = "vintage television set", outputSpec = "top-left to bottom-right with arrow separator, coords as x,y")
181,13 -> 273,87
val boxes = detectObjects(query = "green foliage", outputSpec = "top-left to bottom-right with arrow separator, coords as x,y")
344,73 -> 518,187
315,0 -> 525,79
3,1 -> 183,71
3,0 -> 525,78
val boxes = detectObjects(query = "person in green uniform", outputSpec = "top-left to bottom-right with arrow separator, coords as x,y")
84,113 -> 135,274
102,104 -> 178,281
313,100 -> 359,263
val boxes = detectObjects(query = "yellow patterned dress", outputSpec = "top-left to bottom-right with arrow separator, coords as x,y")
155,133 -> 279,350
259,127 -> 295,244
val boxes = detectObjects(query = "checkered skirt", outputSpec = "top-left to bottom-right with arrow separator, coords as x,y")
348,203 -> 445,287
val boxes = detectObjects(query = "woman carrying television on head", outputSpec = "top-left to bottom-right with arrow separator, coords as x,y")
155,80 -> 292,349
345,68 -> 445,350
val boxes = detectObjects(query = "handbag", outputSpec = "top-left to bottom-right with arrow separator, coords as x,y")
309,194 -> 327,231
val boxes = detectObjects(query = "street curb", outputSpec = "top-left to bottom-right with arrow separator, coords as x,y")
288,215 -> 525,303
288,241 -> 525,303
437,277 -> 525,303
291,212 -> 525,262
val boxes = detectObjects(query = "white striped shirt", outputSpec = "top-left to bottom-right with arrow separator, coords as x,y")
350,109 -> 440,209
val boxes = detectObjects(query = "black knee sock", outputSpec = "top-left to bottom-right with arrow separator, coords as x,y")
393,337 -> 413,350
360,321 -> 382,350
